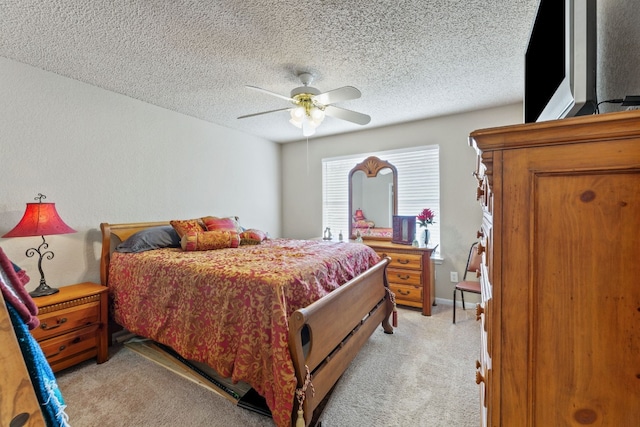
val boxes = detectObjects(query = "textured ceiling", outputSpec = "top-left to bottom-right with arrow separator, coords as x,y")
0,0 -> 539,143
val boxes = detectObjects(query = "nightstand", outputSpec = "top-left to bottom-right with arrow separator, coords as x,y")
30,282 -> 108,372
362,241 -> 436,315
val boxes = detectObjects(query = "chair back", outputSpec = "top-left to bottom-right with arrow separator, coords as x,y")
463,242 -> 482,280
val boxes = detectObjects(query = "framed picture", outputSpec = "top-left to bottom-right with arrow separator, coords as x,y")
392,215 -> 416,245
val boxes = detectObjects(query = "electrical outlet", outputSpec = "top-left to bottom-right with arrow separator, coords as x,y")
450,271 -> 458,282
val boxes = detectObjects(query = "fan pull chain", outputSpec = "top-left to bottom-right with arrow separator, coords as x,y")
295,365 -> 315,427
306,136 -> 309,175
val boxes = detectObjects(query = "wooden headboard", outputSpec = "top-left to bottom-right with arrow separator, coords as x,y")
99,221 -> 169,286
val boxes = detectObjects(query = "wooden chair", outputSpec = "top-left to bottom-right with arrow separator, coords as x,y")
453,242 -> 482,323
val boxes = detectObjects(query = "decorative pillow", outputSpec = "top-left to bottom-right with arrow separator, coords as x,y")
116,226 -> 181,253
239,229 -> 267,245
181,230 -> 240,251
240,238 -> 261,246
240,229 -> 267,241
201,216 -> 243,234
170,219 -> 205,238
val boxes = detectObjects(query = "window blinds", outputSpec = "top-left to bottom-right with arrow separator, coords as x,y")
322,145 -> 440,254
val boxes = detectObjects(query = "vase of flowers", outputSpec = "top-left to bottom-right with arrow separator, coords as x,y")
416,208 -> 435,248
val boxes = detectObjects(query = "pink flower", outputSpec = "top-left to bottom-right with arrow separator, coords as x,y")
417,208 -> 435,227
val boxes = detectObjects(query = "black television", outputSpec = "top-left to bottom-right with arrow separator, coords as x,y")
524,0 -> 597,123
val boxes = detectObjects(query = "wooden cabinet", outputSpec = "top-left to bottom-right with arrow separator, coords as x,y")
469,111 -> 640,426
31,282 -> 108,372
0,293 -> 46,427
363,241 -> 435,315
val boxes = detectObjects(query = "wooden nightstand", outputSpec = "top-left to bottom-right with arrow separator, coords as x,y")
30,282 -> 108,372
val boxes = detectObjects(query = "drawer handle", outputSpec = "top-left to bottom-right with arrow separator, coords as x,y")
476,370 -> 485,385
476,360 -> 481,369
476,186 -> 485,199
477,229 -> 484,238
477,243 -> 485,254
397,259 -> 410,265
395,274 -> 411,280
476,304 -> 484,321
397,289 -> 411,296
49,345 -> 67,358
40,317 -> 68,331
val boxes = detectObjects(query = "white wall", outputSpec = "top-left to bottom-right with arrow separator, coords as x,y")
597,0 -> 640,113
0,57 -> 281,292
280,0 -> 640,305
281,105 -> 522,302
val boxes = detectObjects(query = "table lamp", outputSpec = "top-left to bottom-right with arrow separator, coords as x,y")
2,193 -> 76,297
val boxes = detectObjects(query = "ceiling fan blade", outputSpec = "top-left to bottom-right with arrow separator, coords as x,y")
246,85 -> 294,103
324,105 -> 371,125
237,107 -> 292,119
313,86 -> 361,105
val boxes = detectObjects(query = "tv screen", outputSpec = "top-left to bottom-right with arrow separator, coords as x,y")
524,0 -> 597,123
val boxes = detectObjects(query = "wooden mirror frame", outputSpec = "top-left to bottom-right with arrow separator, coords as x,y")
348,156 -> 398,241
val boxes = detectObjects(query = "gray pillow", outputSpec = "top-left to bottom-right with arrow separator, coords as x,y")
115,226 -> 181,253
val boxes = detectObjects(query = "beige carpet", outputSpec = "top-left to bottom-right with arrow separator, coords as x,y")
55,303 -> 480,426
122,338 -> 255,405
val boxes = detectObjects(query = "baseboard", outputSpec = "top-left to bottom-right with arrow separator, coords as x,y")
435,297 -> 481,309
434,297 -> 482,324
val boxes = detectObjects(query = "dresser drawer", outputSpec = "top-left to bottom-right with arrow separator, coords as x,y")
38,324 -> 100,365
366,243 -> 434,315
387,267 -> 422,286
389,283 -> 422,304
376,251 -> 423,270
31,282 -> 109,371
31,301 -> 100,341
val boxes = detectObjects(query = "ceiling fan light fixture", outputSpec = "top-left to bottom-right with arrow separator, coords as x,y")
289,97 -> 325,135
290,106 -> 305,121
289,106 -> 305,128
310,107 -> 325,123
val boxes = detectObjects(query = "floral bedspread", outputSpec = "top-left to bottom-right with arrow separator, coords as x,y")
108,238 -> 380,427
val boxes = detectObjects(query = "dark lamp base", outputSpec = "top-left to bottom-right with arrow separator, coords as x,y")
29,284 -> 60,298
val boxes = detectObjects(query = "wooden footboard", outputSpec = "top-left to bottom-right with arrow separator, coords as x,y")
288,256 -> 393,427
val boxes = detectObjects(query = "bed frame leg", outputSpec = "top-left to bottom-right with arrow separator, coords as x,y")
382,269 -> 394,334
382,293 -> 394,334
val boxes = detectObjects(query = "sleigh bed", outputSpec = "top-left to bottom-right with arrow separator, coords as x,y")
99,221 -> 393,427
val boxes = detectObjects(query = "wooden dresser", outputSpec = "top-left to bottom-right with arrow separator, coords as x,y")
363,240 -> 435,315
469,111 -> 640,426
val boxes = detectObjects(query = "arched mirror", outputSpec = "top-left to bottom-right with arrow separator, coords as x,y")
348,156 -> 398,240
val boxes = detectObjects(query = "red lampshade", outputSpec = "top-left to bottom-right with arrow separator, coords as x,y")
3,202 -> 76,238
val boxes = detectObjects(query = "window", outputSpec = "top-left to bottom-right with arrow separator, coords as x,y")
322,145 -> 440,255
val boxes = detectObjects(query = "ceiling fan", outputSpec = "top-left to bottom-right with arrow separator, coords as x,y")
238,72 -> 371,137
